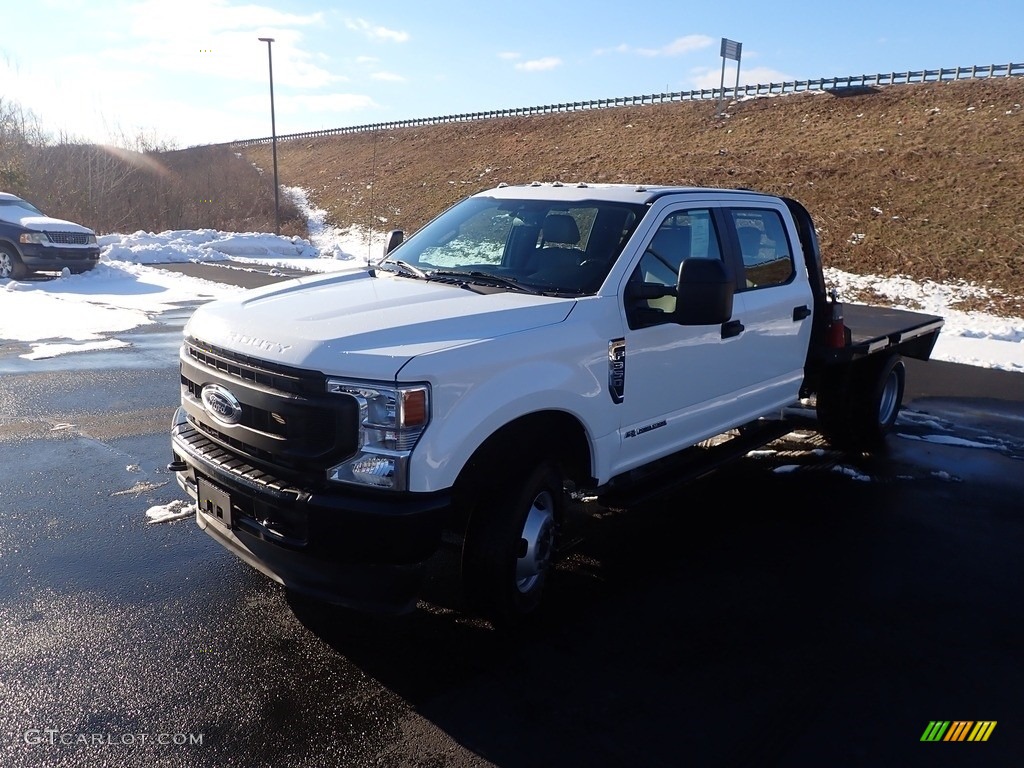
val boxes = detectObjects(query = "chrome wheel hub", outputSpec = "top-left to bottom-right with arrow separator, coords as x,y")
878,368 -> 900,424
515,490 -> 555,594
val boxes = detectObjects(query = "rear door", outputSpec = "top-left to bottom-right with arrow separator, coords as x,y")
720,203 -> 815,414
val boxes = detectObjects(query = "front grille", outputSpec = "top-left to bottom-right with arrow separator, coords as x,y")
181,338 -> 360,484
46,231 -> 92,245
186,338 -> 324,396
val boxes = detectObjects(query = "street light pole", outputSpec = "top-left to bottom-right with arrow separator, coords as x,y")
258,36 -> 280,235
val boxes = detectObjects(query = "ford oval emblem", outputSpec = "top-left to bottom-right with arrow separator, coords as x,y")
201,384 -> 243,426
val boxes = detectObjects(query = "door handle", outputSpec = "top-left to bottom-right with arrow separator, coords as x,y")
721,319 -> 744,339
792,305 -> 811,321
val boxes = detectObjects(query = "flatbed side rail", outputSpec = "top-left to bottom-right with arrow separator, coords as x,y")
815,303 -> 944,364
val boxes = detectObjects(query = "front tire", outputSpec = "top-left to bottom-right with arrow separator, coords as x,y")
462,462 -> 563,628
0,246 -> 28,280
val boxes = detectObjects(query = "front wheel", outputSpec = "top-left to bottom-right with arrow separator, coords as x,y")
462,462 -> 563,628
0,246 -> 28,280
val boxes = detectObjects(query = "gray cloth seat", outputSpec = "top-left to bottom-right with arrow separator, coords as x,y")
527,214 -> 584,275
541,214 -> 581,247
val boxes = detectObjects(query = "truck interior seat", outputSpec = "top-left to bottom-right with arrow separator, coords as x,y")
527,214 -> 585,274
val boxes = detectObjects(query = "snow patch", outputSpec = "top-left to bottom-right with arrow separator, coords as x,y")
145,499 -> 194,524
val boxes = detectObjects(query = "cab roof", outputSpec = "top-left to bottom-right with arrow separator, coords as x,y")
474,181 -> 783,206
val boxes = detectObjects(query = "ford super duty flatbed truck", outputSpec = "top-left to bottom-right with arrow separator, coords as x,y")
169,183 -> 943,627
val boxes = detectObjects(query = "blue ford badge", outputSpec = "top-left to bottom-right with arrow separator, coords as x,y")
201,384 -> 243,425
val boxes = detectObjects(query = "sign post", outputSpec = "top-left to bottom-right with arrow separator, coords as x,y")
717,38 -> 742,117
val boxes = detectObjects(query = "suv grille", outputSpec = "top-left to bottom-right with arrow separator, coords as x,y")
46,231 -> 92,245
181,338 -> 360,485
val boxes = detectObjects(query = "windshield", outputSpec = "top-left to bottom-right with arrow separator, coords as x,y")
382,196 -> 647,295
0,198 -> 46,220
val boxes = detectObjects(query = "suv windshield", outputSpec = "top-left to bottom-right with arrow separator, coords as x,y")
0,198 -> 45,219
383,196 -> 647,295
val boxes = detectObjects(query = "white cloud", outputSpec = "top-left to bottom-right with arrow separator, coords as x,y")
291,93 -> 378,112
515,57 -> 562,72
498,51 -> 521,60
662,35 -> 715,56
371,71 -> 406,82
597,36 -> 713,58
345,18 -> 410,43
594,43 -> 630,56
688,64 -> 793,90
81,3 -> 343,91
228,92 -> 377,116
128,0 -> 322,36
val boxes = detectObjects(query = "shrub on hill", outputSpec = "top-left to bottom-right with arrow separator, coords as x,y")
1,98 -> 303,237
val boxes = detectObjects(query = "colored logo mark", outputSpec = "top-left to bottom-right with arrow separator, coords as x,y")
920,721 -> 996,742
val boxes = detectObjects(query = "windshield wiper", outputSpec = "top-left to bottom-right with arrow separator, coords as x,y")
378,259 -> 428,279
428,270 -> 543,295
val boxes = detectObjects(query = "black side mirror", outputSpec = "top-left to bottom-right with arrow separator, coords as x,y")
384,229 -> 404,255
675,258 -> 735,325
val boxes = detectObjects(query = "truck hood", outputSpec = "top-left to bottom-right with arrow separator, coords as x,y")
185,269 -> 576,380
9,213 -> 95,234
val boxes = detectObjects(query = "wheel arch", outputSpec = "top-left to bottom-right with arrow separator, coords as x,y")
454,409 -> 595,496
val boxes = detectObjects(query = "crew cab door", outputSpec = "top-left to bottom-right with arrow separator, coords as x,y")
611,201 -> 811,475
720,203 -> 815,416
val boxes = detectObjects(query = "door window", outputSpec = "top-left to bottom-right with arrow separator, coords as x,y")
628,208 -> 722,321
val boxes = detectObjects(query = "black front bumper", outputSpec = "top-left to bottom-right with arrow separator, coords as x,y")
170,409 -> 452,614
20,244 -> 100,271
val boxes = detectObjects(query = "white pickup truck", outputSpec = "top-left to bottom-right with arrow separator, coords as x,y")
169,183 -> 943,626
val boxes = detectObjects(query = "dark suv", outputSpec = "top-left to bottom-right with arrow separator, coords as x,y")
0,192 -> 101,279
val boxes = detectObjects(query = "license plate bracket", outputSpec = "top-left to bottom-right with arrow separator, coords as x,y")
196,475 -> 234,529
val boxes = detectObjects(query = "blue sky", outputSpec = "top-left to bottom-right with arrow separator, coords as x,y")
2,0 -> 1022,148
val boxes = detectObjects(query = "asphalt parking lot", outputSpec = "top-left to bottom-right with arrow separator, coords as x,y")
1,277 -> 1022,767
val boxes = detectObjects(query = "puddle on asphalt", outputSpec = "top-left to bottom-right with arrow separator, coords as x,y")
0,301 -> 200,374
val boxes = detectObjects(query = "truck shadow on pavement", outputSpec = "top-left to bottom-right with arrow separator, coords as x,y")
284,446 -> 1024,767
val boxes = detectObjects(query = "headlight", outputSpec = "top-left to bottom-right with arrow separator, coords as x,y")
19,232 -> 49,244
324,379 -> 430,489
87,234 -> 98,245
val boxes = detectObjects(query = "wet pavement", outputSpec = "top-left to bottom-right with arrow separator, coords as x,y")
0,266 -> 1022,767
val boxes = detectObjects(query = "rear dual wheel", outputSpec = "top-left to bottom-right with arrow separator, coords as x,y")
817,354 -> 906,452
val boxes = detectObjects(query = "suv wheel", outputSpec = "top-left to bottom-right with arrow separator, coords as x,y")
0,246 -> 28,280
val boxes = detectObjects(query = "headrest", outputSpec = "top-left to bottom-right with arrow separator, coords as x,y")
651,226 -> 691,258
542,214 -> 581,246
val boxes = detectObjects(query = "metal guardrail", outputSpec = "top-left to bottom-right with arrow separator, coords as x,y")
230,62 -> 1024,148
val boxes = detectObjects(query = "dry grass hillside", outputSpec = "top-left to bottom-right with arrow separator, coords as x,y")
243,77 -> 1024,315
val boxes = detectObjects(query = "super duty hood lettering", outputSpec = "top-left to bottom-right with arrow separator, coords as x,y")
225,332 -> 292,356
